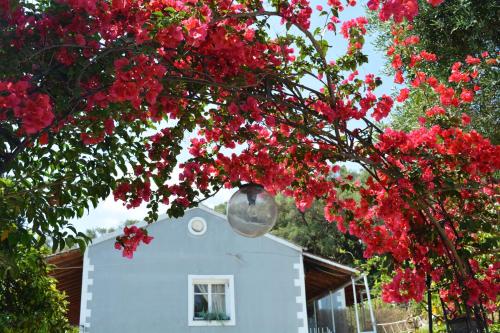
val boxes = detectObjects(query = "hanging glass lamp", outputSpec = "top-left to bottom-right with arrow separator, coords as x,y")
226,184 -> 278,237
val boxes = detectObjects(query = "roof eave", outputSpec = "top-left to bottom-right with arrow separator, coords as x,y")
303,252 -> 360,275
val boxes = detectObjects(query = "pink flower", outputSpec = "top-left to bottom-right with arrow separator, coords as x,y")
420,50 -> 437,62
115,226 -> 155,259
394,70 -> 404,84
143,235 -> 154,244
460,89 -> 474,103
122,248 -> 134,259
425,106 -> 446,117
465,55 -> 481,65
461,113 -> 471,125
367,0 -> 379,10
396,88 -> 410,102
181,17 -> 208,47
372,95 -> 394,121
427,0 -> 444,6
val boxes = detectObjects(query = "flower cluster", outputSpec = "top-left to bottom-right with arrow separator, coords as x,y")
382,268 -> 426,303
0,81 -> 54,134
369,0 -> 444,22
340,17 -> 368,39
110,56 -> 166,109
115,226 -> 154,259
280,0 -> 313,29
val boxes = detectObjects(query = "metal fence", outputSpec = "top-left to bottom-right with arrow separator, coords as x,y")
376,316 -> 422,333
309,328 -> 333,333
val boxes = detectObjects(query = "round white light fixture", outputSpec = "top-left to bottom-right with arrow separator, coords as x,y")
227,184 -> 278,238
188,217 -> 207,236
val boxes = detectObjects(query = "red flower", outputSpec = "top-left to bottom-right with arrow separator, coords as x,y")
115,226 -> 154,259
394,70 -> 404,84
461,113 -> 471,125
460,89 -> 474,103
104,118 -> 115,135
39,132 -> 49,145
372,95 -> 394,121
396,88 -> 410,102
465,55 -> 481,65
426,0 -> 444,6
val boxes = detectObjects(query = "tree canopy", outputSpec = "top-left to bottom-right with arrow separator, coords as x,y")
371,0 -> 499,143
0,0 -> 498,329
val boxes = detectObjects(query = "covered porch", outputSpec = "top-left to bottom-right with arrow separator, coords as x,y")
303,252 -> 377,333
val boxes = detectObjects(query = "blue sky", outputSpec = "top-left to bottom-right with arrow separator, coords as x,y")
72,2 -> 393,232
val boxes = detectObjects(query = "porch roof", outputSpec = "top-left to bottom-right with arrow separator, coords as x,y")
303,252 -> 359,302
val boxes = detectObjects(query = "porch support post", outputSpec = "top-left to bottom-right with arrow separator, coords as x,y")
330,291 -> 336,333
427,275 -> 433,333
313,299 -> 318,330
363,274 -> 377,333
351,277 -> 361,333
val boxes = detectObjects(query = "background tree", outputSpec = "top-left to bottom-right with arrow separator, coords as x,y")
0,245 -> 75,332
84,219 -> 139,240
213,203 -> 227,215
272,194 -> 364,266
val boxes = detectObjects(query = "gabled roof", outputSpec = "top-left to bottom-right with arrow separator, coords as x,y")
90,204 -> 303,252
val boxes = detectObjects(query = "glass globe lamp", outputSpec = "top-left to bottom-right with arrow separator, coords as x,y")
227,184 -> 278,237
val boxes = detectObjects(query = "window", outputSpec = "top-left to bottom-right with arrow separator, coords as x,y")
188,275 -> 235,326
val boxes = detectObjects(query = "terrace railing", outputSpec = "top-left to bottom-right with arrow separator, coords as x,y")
309,328 -> 333,333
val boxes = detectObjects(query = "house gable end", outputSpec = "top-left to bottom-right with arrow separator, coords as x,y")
88,205 -> 303,254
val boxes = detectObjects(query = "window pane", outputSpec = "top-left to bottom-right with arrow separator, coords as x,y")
316,295 -> 334,331
194,284 -> 208,294
194,294 -> 208,318
211,294 -> 226,315
212,284 -> 225,293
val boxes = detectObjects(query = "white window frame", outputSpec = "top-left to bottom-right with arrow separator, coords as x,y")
187,275 -> 236,326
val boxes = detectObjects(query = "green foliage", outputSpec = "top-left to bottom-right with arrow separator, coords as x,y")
409,0 -> 498,72
213,202 -> 227,215
85,227 -> 114,240
489,323 -> 500,333
0,114 -> 154,251
0,246 -> 74,333
195,311 -> 230,321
